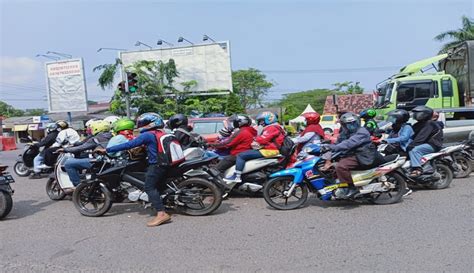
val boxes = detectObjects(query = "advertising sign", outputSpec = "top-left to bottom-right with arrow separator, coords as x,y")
45,58 -> 88,113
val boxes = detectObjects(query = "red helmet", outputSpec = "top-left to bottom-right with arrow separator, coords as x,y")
302,112 -> 321,125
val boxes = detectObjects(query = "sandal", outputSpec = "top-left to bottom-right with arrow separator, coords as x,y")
409,169 -> 422,177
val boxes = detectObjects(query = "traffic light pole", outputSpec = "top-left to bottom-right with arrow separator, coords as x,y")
121,64 -> 131,119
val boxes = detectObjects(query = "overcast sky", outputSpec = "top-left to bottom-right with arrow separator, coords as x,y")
0,0 -> 472,109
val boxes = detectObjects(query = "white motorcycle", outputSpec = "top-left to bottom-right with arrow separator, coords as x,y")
45,153 -> 79,200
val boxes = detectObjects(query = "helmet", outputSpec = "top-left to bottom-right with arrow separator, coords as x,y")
302,112 -> 321,125
340,112 -> 361,134
219,127 -> 233,138
85,118 -> 99,128
168,114 -> 188,130
231,114 -> 252,128
113,118 -> 135,133
411,106 -> 433,122
359,108 -> 377,120
387,109 -> 410,125
256,111 -> 278,126
46,123 -> 58,133
90,120 -> 111,135
55,120 -> 69,130
103,116 -> 120,125
136,112 -> 164,132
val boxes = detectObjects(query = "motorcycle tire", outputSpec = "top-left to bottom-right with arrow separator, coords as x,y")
14,162 -> 30,177
0,191 -> 13,219
72,182 -> 113,217
263,176 -> 309,210
175,177 -> 223,216
46,178 -> 67,201
428,163 -> 453,189
453,154 -> 472,178
370,172 -> 406,205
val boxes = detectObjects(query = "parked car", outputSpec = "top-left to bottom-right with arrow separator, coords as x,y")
189,117 -> 229,144
320,114 -> 339,134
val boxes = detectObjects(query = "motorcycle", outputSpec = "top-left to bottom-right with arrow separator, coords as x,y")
263,145 -> 407,210
71,150 -> 223,217
45,152 -> 78,200
14,143 -> 53,177
440,140 -> 473,178
0,165 -> 15,219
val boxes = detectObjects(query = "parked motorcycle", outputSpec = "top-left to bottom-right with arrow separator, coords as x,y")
440,140 -> 473,178
72,150 -> 223,217
0,165 -> 15,219
14,143 -> 53,177
263,145 -> 407,210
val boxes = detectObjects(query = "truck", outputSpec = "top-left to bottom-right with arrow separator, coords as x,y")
375,41 -> 474,119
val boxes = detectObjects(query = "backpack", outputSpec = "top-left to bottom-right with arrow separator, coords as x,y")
175,128 -> 207,149
152,131 -> 185,167
272,126 -> 295,157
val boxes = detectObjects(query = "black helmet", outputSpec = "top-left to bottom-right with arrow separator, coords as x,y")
387,109 -> 410,125
231,114 -> 252,128
411,106 -> 433,122
55,120 -> 69,130
340,112 -> 361,134
168,114 -> 188,129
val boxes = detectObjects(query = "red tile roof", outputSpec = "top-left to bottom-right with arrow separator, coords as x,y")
323,94 -> 374,114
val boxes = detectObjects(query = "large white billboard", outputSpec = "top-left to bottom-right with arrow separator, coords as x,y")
120,42 -> 232,95
45,58 -> 88,113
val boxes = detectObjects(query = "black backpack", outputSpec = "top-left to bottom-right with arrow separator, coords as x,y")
273,126 -> 295,157
175,128 -> 207,149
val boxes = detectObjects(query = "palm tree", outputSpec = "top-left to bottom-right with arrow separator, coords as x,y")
434,16 -> 474,53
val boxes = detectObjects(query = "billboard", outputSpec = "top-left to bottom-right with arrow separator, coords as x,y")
45,58 -> 88,113
120,42 -> 232,95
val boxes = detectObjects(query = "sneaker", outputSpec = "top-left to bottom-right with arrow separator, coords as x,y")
30,173 -> 42,179
38,164 -> 51,169
403,188 -> 413,197
342,187 -> 358,199
223,173 -> 242,184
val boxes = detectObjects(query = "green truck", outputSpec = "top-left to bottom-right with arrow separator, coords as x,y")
375,41 -> 474,119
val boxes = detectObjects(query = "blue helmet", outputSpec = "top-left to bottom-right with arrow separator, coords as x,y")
136,112 -> 164,132
256,111 -> 278,126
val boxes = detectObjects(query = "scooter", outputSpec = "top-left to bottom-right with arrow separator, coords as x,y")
14,143 -> 53,177
440,140 -> 473,178
45,152 -> 77,200
0,165 -> 15,219
263,145 -> 407,210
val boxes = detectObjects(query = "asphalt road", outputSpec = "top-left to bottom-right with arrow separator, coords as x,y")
0,148 -> 473,272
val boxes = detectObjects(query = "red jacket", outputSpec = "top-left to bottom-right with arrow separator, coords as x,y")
256,124 -> 285,150
213,126 -> 257,155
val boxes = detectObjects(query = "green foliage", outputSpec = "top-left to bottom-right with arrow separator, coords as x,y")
333,81 -> 364,94
24,109 -> 46,116
232,68 -> 274,109
225,92 -> 245,115
435,16 -> 474,53
0,101 -> 24,117
93,58 -> 122,90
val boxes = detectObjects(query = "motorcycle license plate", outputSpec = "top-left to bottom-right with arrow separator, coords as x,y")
0,175 -> 15,184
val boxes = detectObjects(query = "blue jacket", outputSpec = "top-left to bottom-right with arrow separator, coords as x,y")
329,127 -> 371,154
386,124 -> 414,152
106,131 -> 159,164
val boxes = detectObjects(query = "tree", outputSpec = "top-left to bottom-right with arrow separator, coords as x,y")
0,101 -> 24,117
93,58 -> 122,90
232,68 -> 274,109
24,109 -> 46,116
435,16 -> 474,53
333,81 -> 364,94
225,92 -> 245,115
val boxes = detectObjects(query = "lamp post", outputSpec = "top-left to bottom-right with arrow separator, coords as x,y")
203,34 -> 216,42
97,47 -> 127,52
177,36 -> 194,45
35,54 -> 59,61
135,41 -> 152,50
157,39 -> 174,47
46,51 -> 72,59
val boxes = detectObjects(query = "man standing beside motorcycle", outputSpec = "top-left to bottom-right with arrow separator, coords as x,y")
30,123 -> 61,179
211,114 -> 257,175
97,113 -> 178,227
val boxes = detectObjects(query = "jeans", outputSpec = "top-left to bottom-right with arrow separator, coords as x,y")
64,158 -> 92,186
409,144 -> 435,168
235,150 -> 263,172
33,154 -> 44,173
144,165 -> 168,212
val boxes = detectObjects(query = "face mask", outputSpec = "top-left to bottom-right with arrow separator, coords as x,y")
345,122 -> 359,133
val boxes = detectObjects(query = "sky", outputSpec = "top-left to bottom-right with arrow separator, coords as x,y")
0,0 -> 473,110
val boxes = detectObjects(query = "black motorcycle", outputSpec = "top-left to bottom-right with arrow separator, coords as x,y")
0,165 -> 15,219
72,151 -> 224,217
14,143 -> 53,177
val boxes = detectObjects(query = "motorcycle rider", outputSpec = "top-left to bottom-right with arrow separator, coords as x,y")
381,109 -> 414,156
321,112 -> 372,198
30,123 -> 61,179
167,114 -> 203,149
43,120 -> 81,167
223,111 -> 284,183
359,108 -> 379,135
106,118 -> 136,157
98,113 -> 173,227
407,106 -> 443,177
292,112 -> 325,156
213,118 -> 236,156
61,120 -> 113,188
211,114 -> 257,174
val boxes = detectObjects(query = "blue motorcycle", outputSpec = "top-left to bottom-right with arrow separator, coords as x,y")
263,145 -> 407,210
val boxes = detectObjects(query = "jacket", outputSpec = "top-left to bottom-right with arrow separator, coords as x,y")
52,128 -> 81,148
329,127 -> 371,155
386,124 -> 414,152
293,124 -> 324,153
107,131 -> 159,164
213,126 -> 257,155
64,132 -> 113,154
256,124 -> 285,150
36,131 -> 59,156
408,120 -> 443,151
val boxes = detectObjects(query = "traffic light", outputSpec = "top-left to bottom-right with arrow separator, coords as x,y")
127,72 -> 138,93
117,81 -> 125,93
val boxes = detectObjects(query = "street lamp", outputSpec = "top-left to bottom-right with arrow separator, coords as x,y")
135,41 -> 152,50
157,39 -> 174,47
177,36 -> 194,45
46,51 -> 72,59
35,54 -> 59,61
203,34 -> 216,42
97,47 -> 127,52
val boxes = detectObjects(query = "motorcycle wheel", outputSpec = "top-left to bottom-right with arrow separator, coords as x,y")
72,182 -> 113,217
14,162 -> 30,177
175,178 -> 223,216
453,154 -> 472,178
370,172 -> 406,205
263,177 -> 309,210
0,191 -> 13,219
46,178 -> 66,200
428,163 -> 453,189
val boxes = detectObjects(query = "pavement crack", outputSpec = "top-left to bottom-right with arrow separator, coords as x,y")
73,235 -> 96,246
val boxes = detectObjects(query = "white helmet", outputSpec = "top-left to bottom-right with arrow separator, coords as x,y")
103,116 -> 120,125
